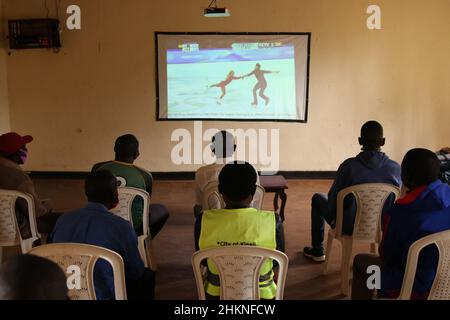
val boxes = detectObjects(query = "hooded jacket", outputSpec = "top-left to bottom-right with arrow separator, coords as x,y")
380,180 -> 450,299
328,151 -> 402,234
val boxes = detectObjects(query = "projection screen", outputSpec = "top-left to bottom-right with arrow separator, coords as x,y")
156,32 -> 310,122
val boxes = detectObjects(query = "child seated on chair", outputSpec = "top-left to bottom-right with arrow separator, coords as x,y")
194,130 -> 260,218
194,161 -> 284,300
351,148 -> 450,300
50,170 -> 154,300
303,121 -> 401,262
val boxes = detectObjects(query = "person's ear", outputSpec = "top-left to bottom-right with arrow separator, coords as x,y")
250,185 -> 257,197
110,190 -> 119,210
134,150 -> 140,160
358,137 -> 363,146
380,138 -> 386,147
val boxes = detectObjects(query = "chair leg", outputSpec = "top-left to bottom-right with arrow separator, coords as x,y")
340,239 -> 353,296
323,231 -> 334,275
370,243 -> 378,254
145,238 -> 158,272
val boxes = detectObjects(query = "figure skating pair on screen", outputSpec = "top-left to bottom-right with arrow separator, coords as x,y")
209,63 -> 279,107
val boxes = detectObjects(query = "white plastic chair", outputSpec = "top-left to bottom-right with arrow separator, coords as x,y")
202,181 -> 265,211
111,187 -> 156,271
323,183 -> 400,295
192,246 -> 288,300
0,189 -> 41,262
398,230 -> 450,300
29,243 -> 127,300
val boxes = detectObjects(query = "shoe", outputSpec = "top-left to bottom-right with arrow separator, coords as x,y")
303,247 -> 325,262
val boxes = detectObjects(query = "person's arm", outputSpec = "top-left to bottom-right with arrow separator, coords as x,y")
275,214 -> 285,253
194,212 -> 203,252
121,223 -> 145,280
242,70 -> 255,78
136,167 -> 153,196
327,161 -> 350,219
262,70 -> 279,74
379,211 -> 401,270
17,177 -> 50,217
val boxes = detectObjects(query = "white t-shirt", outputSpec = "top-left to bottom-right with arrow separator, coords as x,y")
194,158 -> 260,206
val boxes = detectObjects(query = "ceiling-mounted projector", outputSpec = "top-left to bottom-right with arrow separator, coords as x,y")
204,7 -> 230,17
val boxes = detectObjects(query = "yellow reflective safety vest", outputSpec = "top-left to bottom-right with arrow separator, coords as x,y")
198,208 -> 277,299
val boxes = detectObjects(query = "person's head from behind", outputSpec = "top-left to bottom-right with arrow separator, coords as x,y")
211,130 -> 236,160
85,170 -> 119,210
358,121 -> 385,151
114,134 -> 139,163
219,161 -> 257,208
228,70 -> 235,77
0,132 -> 33,165
255,63 -> 261,70
0,254 -> 68,300
401,148 -> 440,191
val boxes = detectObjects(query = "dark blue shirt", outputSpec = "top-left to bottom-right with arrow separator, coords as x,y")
50,202 -> 144,300
328,151 -> 402,234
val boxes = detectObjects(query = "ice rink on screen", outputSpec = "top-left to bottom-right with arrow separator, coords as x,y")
166,59 -> 299,120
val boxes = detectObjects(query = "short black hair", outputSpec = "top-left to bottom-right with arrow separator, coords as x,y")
114,134 -> 139,158
360,121 -> 384,149
0,254 -> 68,300
211,130 -> 235,158
402,148 -> 440,189
85,170 -> 118,205
218,161 -> 257,201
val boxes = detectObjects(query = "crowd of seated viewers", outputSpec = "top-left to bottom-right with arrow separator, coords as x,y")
0,120 -> 449,300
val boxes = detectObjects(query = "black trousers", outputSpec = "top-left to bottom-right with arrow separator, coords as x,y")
126,268 -> 155,300
351,254 -> 382,300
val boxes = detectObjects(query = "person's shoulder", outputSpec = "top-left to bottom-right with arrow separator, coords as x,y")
337,157 -> 358,171
385,157 -> 401,169
92,161 -> 113,172
132,164 -> 152,178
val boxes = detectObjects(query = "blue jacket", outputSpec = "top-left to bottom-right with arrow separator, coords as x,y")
51,202 -> 145,300
380,180 -> 450,298
328,151 -> 401,234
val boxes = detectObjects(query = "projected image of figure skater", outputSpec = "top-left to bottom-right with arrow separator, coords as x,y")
242,63 -> 279,107
210,70 -> 242,103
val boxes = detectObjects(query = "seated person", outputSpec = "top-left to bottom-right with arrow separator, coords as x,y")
437,147 -> 450,184
194,130 -> 260,217
352,148 -> 450,299
195,161 -> 284,300
92,134 -> 169,238
0,132 -> 61,238
0,254 -> 68,300
303,121 -> 401,261
50,170 -> 154,300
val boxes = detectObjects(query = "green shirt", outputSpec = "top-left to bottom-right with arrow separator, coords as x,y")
92,160 -> 153,231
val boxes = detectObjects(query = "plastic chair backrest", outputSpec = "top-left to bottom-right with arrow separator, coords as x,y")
202,182 -> 265,211
335,183 -> 400,242
29,243 -> 127,300
111,187 -> 150,237
192,246 -> 288,300
0,189 -> 40,252
398,230 -> 450,300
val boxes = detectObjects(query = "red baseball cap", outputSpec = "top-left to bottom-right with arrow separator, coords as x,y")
0,132 -> 33,156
